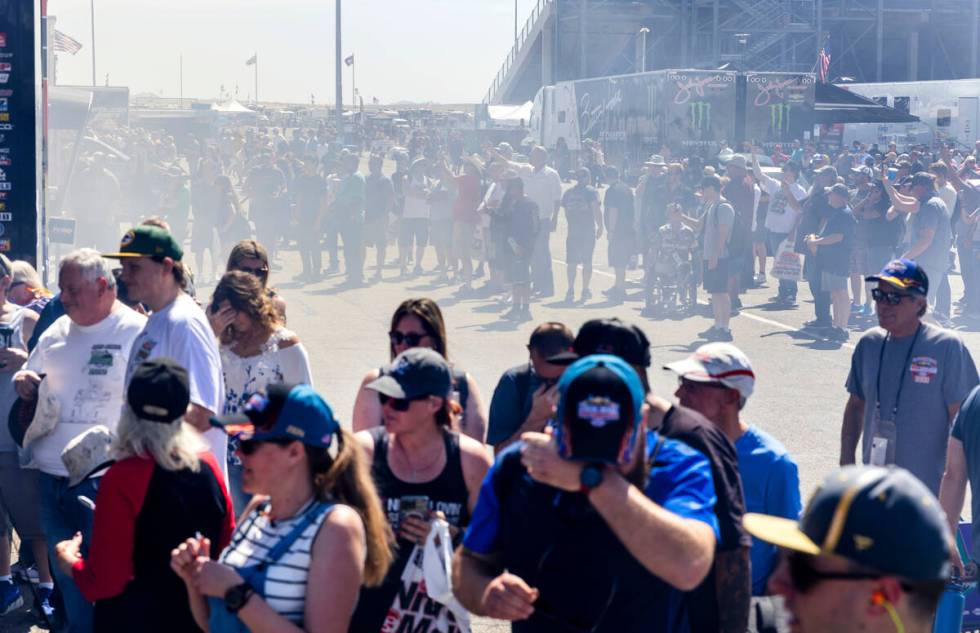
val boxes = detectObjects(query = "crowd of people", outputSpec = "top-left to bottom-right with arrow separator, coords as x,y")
6,117 -> 980,633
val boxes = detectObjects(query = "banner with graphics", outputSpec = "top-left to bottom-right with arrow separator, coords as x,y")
572,71 -> 663,160
662,70 -> 737,154
743,72 -> 816,149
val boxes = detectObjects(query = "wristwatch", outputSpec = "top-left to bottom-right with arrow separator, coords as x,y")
224,582 -> 255,614
579,464 -> 604,495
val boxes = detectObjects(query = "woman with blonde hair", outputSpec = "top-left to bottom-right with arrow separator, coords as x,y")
54,358 -> 234,633
172,383 -> 393,633
8,259 -> 52,314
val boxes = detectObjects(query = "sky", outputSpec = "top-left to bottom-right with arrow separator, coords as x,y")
48,0 -> 537,105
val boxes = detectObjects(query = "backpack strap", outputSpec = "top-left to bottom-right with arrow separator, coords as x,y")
264,502 -> 335,564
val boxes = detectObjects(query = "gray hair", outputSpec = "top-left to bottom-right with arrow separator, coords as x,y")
111,405 -> 206,473
59,248 -> 117,290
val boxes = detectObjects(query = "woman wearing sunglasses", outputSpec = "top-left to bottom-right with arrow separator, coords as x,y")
351,298 -> 487,441
208,271 -> 313,516
350,348 -> 491,633
225,240 -> 287,322
171,383 -> 394,633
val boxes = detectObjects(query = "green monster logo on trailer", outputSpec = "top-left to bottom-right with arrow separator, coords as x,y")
689,102 -> 711,131
769,103 -> 792,134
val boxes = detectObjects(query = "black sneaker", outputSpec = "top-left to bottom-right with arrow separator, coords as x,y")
803,319 -> 833,329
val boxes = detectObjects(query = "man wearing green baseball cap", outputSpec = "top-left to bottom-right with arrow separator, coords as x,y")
103,225 -> 225,472
745,465 -> 952,633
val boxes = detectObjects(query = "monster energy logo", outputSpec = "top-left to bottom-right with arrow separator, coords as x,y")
769,103 -> 792,134
689,102 -> 711,131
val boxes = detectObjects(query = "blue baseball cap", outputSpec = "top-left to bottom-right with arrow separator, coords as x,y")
554,355 -> 645,464
210,383 -> 340,449
865,258 -> 929,296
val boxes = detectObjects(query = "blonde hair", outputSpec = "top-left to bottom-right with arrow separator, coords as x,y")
10,260 -> 43,290
111,405 -> 207,473
305,429 -> 394,586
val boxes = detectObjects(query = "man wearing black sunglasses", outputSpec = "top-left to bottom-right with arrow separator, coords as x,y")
841,258 -> 978,494
744,465 -> 952,633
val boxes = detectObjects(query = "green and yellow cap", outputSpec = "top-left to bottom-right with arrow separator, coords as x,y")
102,225 -> 183,261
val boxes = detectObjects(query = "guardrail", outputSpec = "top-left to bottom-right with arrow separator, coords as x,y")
483,0 -> 553,104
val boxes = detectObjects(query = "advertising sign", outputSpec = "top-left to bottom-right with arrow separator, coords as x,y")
743,72 -> 816,149
572,72 -> 663,156
662,70 -> 737,155
0,2 -> 38,264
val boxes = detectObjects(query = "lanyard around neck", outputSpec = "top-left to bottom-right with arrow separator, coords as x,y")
875,324 -> 922,418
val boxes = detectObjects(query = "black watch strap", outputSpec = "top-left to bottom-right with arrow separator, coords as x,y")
224,582 -> 255,614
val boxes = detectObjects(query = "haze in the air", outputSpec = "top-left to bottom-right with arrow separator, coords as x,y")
48,0 -> 533,104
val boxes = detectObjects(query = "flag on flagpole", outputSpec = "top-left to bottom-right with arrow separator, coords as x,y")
344,54 -> 354,67
245,53 -> 257,66
53,30 -> 83,55
817,39 -> 831,83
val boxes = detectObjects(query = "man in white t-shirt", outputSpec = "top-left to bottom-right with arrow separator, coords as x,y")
752,149 -> 807,306
14,249 -> 146,633
513,147 -> 563,297
102,225 -> 225,467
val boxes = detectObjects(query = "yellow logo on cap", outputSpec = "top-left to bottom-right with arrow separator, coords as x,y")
853,535 -> 874,551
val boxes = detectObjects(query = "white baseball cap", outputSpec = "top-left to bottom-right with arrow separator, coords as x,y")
664,342 -> 756,403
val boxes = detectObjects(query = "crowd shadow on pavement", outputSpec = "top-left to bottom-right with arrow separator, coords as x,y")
759,328 -> 846,351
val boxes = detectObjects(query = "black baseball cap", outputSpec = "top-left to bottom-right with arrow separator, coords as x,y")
744,465 -> 952,582
548,318 -> 652,368
103,225 -> 184,262
211,383 -> 339,449
555,355 -> 645,464
366,347 -> 451,400
127,357 -> 190,424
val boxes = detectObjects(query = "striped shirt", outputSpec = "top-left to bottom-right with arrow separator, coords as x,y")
219,499 -> 334,625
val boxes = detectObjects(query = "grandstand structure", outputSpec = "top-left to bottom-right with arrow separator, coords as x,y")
485,0 -> 980,104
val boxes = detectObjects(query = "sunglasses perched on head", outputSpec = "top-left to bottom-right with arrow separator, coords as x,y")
786,552 -> 884,593
379,393 -> 429,412
388,330 -> 429,347
871,288 -> 916,305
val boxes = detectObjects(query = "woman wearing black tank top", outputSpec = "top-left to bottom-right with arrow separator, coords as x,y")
351,347 -> 491,633
352,298 -> 488,442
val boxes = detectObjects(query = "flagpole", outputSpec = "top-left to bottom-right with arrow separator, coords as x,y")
335,0 -> 343,130
90,0 -> 96,86
351,57 -> 355,110
254,52 -> 259,105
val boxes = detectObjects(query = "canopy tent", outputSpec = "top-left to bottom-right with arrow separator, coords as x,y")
210,99 -> 255,114
816,83 -> 919,124
487,101 -> 533,125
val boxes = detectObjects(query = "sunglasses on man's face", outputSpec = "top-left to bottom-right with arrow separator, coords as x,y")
388,330 -> 429,347
786,552 -> 884,594
871,288 -> 915,306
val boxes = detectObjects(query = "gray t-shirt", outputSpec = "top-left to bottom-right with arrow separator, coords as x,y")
910,195 -> 952,271
846,322 -> 978,493
951,385 -> 980,561
701,199 -> 735,260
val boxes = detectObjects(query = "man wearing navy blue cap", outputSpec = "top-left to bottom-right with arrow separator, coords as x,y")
453,355 -> 719,632
746,465 -> 952,633
841,258 -> 978,494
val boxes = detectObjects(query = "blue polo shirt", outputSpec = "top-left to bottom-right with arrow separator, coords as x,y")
734,426 -> 802,595
463,430 -> 718,633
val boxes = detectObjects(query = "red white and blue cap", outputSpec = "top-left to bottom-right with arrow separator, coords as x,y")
210,383 -> 339,449
865,258 -> 929,296
664,342 -> 756,403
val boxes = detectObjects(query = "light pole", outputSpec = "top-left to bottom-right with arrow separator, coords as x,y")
639,27 -> 649,73
90,0 -> 96,86
335,0 -> 343,130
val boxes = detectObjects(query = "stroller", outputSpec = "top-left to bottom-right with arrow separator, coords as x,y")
648,222 -> 697,316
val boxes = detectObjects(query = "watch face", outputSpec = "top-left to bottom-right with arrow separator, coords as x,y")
580,465 -> 603,489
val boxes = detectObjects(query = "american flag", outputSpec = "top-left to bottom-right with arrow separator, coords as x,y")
52,30 -> 82,55
817,39 -> 831,83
